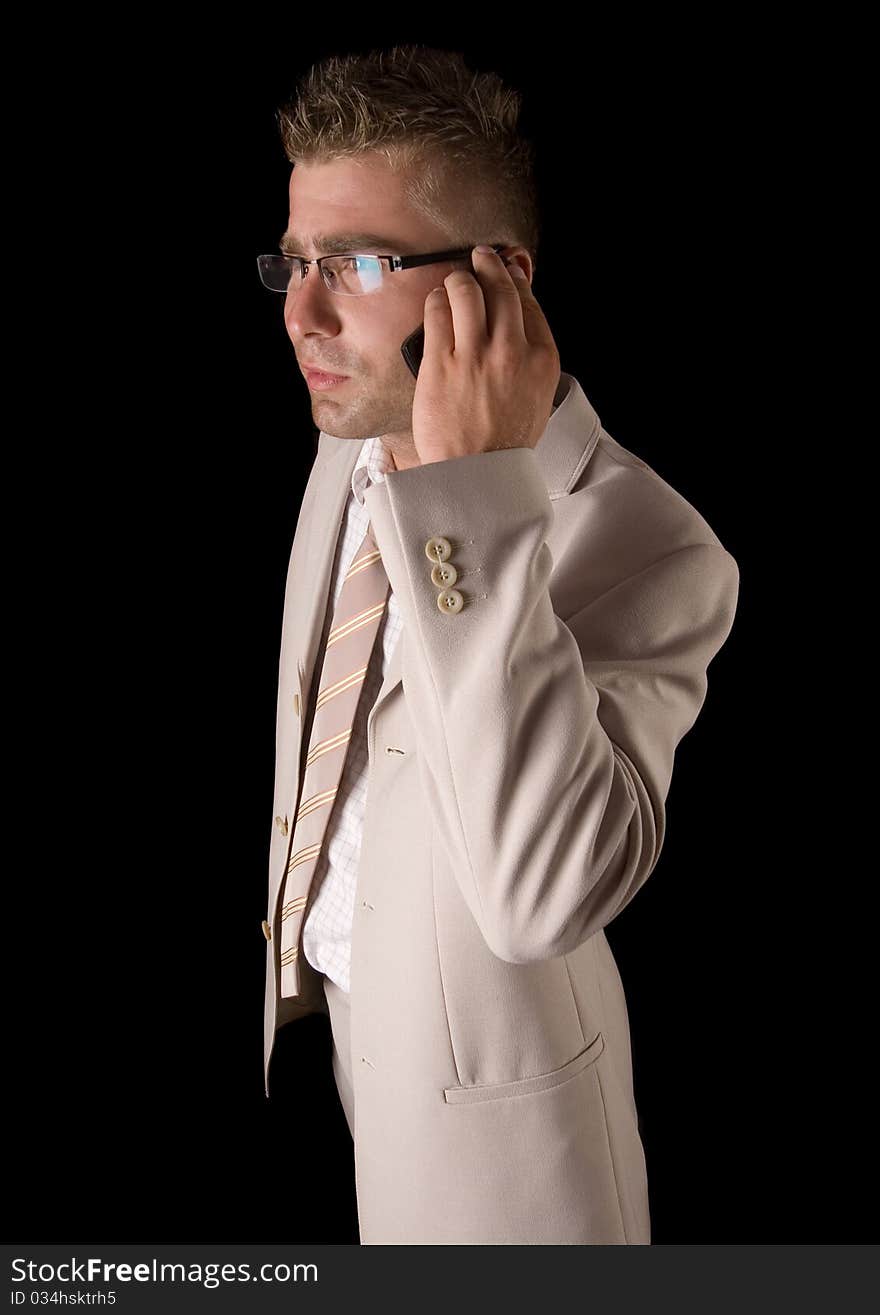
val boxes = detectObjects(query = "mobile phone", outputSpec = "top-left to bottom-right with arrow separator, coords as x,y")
401,253 -> 512,377
401,322 -> 425,378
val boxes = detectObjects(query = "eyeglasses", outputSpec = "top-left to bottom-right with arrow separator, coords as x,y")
256,243 -> 507,295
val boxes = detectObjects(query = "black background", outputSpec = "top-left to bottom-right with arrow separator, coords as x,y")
10,20 -> 870,1245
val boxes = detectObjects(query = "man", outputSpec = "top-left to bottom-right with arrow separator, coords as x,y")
258,143 -> 739,1244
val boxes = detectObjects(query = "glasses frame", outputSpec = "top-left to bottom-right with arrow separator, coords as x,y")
256,243 -> 507,294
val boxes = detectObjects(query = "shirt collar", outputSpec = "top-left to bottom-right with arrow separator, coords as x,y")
351,434 -> 396,506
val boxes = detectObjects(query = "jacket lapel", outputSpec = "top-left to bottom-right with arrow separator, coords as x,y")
274,436 -> 399,854
296,436 -> 363,719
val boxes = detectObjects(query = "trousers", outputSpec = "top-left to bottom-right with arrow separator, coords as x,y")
322,972 -> 355,1139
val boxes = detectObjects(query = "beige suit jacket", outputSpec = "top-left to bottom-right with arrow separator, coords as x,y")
262,370 -> 740,1244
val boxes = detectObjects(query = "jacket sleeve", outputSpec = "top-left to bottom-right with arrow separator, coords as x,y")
363,445 -> 740,964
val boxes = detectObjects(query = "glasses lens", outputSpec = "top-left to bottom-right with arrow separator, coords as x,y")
322,255 -> 384,294
257,254 -> 385,294
258,255 -> 299,293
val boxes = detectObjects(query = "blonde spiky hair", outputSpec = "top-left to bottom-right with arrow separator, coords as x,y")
276,44 -> 542,274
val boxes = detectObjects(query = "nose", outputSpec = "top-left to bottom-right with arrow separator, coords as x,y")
284,261 -> 338,336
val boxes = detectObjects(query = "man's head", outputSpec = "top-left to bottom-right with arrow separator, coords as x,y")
273,45 -> 541,465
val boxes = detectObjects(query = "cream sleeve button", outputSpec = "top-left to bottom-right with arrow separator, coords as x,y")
438,589 -> 464,613
425,536 -> 452,563
431,561 -> 458,587
275,815 -> 289,836
261,920 -> 272,941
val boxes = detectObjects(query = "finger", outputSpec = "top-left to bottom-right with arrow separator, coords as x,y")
496,257 -> 557,354
470,245 -> 529,343
439,270 -> 491,355
424,283 -> 454,355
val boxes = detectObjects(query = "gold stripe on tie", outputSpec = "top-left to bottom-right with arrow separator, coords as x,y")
296,787 -> 338,822
306,728 -> 353,767
345,548 -> 383,577
287,843 -> 322,873
277,518 -> 391,999
327,602 -> 388,647
280,895 -> 308,918
315,666 -> 370,711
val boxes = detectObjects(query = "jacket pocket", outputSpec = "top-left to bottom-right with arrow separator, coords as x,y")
443,1030 -> 605,1105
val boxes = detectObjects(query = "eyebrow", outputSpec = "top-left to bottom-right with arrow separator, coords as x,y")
278,230 -> 421,256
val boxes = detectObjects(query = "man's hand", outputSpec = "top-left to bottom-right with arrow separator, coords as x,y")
410,245 -> 561,466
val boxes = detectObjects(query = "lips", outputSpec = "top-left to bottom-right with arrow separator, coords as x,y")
303,367 -> 348,381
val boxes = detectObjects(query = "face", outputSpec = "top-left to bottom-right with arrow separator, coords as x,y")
281,155 -> 528,470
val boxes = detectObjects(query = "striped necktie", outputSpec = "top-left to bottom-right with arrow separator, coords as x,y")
279,519 -> 390,999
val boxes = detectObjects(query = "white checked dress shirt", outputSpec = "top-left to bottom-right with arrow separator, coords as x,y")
300,434 -> 402,994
